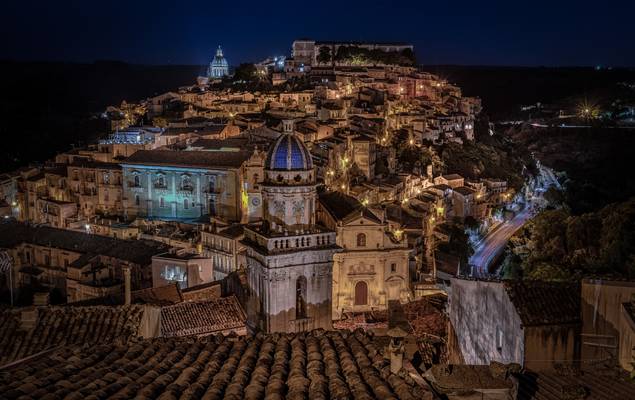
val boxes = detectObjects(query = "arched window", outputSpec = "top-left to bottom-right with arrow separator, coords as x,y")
157,175 -> 165,188
296,276 -> 307,319
133,175 -> 140,187
181,175 -> 192,190
354,281 -> 368,306
209,176 -> 216,192
183,199 -> 189,209
356,233 -> 366,247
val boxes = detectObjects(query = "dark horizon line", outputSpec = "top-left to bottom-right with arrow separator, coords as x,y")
1,58 -> 634,71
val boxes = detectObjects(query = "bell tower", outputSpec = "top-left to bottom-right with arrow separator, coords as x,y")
241,133 -> 341,333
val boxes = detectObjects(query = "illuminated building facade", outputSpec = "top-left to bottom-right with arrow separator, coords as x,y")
121,150 -> 251,222
317,191 -> 411,320
208,46 -> 229,78
242,131 -> 341,333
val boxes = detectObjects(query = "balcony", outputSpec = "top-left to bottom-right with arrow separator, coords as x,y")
288,317 -> 314,333
179,185 -> 194,193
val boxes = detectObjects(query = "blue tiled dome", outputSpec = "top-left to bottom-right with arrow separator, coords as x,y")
266,134 -> 313,171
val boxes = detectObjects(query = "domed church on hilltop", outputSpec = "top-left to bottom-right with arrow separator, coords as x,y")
207,46 -> 229,78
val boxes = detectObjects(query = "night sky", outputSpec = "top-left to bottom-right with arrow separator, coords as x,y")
2,0 -> 634,67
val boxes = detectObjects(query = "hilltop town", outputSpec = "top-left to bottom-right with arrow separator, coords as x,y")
1,40 -> 634,399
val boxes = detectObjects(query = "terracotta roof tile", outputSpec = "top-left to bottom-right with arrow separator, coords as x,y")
132,283 -> 183,305
0,305 -> 145,367
0,221 -> 167,265
0,330 -> 432,399
517,368 -> 635,400
160,296 -> 246,337
505,281 -> 580,326
123,149 -> 252,169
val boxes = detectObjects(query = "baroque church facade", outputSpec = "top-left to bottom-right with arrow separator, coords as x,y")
242,132 -> 341,333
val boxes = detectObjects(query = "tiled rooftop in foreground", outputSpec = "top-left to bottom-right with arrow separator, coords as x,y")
0,305 -> 145,367
0,330 -> 430,400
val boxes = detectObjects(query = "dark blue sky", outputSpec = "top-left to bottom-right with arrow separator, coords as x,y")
2,0 -> 634,66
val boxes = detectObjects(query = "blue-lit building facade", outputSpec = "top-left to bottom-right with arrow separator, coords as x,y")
120,150 -> 250,222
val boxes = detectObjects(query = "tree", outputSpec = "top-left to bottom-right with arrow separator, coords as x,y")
438,222 -> 474,267
400,48 -> 417,65
335,46 -> 351,62
232,63 -> 257,82
544,186 -> 565,207
317,46 -> 332,64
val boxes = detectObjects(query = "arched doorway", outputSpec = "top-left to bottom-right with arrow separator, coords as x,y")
354,281 -> 368,306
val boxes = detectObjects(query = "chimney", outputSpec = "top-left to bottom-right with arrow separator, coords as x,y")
387,327 -> 408,374
33,291 -> 50,307
20,308 -> 38,331
123,266 -> 131,305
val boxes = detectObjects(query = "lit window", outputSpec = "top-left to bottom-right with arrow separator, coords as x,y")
161,265 -> 187,288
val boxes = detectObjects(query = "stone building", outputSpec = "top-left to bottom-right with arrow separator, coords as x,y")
317,191 -> 411,320
580,279 -> 635,371
448,278 -> 581,371
242,133 -> 341,333
201,223 -> 246,280
67,159 -> 124,217
121,149 -> 252,222
0,221 -> 167,303
151,251 -> 214,289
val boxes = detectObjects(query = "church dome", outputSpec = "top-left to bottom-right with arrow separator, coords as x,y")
265,133 -> 313,171
208,46 -> 229,78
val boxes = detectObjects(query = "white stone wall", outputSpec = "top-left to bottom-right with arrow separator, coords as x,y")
449,279 -> 524,366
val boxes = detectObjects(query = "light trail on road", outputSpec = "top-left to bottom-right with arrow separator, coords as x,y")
468,165 -> 558,277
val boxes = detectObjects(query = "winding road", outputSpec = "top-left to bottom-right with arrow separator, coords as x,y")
469,165 -> 558,277
469,207 -> 534,277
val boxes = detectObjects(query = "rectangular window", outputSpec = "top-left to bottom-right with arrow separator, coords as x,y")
391,263 -> 397,273
161,265 -> 187,288
160,197 -> 165,208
